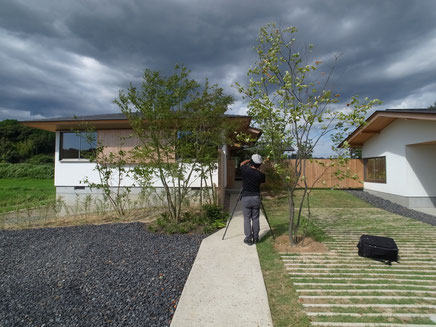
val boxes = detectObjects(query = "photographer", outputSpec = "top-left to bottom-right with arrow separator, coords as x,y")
240,154 -> 265,245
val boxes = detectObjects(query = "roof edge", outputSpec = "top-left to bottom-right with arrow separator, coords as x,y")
339,109 -> 436,148
19,112 -> 253,124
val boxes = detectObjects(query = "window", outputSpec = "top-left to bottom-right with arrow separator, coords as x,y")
364,156 -> 386,183
60,132 -> 97,160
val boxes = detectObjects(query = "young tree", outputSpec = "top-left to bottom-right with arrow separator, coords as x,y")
236,23 -> 381,245
81,131 -> 142,218
115,66 -> 233,223
185,80 -> 235,206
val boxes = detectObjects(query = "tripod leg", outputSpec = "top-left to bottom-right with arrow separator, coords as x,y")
222,193 -> 241,240
261,201 -> 276,239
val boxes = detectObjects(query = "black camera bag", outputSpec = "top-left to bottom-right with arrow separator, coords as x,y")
357,234 -> 398,262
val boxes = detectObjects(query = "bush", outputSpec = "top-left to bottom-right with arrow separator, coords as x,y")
148,204 -> 229,234
202,204 -> 228,222
0,163 -> 54,179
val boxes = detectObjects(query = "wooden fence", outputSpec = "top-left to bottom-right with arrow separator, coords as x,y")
226,158 -> 363,192
285,159 -> 364,189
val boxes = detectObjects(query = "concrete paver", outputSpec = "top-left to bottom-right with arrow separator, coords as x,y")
170,194 -> 273,327
287,209 -> 436,326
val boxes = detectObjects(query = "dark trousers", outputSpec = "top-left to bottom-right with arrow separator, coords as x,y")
242,196 -> 261,238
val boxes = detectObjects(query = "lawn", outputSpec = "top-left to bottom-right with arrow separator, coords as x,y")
257,189 -> 436,326
0,178 -> 55,213
257,189 -> 370,327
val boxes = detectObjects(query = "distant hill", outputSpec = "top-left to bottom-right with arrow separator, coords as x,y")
0,120 -> 55,163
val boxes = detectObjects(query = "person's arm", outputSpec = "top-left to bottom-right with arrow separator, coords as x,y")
240,159 -> 251,167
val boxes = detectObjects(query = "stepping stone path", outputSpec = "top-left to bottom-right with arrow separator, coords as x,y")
280,208 -> 436,327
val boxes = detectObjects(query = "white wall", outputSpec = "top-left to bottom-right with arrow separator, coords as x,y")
405,144 -> 436,196
55,131 -> 218,189
362,119 -> 436,197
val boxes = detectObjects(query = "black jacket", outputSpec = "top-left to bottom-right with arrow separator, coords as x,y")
241,164 -> 265,197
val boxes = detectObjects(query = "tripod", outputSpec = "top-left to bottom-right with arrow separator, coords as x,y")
222,189 -> 276,240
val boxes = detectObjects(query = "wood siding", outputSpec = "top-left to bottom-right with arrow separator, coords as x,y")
286,159 -> 364,189
98,129 -> 140,158
97,129 -> 176,163
226,159 -> 236,188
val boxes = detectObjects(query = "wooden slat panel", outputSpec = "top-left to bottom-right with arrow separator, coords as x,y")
226,160 -> 235,188
97,129 -> 176,163
98,129 -> 140,158
286,159 -> 364,189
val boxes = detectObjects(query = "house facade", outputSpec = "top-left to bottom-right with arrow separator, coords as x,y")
21,113 -> 260,208
341,109 -> 436,210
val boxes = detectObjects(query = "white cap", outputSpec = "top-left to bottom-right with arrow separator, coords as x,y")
251,154 -> 262,165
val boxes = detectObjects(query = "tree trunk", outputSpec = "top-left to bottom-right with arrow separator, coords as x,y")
302,191 -> 311,247
288,188 -> 297,245
199,171 -> 203,210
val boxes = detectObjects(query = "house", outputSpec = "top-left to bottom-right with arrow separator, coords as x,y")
20,113 -> 261,208
340,109 -> 436,212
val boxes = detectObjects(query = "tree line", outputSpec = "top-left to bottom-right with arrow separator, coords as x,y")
0,120 -> 55,164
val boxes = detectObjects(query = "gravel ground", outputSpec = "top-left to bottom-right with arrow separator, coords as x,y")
0,222 -> 205,327
347,190 -> 436,226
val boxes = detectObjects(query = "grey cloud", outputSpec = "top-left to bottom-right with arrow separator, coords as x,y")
0,1 -> 60,37
1,0 -> 436,123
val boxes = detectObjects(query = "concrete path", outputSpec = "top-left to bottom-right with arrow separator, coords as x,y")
170,194 -> 273,327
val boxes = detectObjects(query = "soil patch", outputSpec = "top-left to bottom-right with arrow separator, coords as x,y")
273,235 -> 329,253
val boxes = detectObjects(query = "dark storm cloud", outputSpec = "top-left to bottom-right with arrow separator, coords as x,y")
1,0 -> 436,124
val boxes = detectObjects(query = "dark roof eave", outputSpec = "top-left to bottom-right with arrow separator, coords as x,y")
19,112 -> 253,124
19,112 -> 258,134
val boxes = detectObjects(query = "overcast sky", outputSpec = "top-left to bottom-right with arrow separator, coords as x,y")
1,0 -> 436,155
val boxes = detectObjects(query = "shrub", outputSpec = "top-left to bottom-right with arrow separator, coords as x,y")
202,204 -> 228,222
0,163 -> 54,179
148,204 -> 229,235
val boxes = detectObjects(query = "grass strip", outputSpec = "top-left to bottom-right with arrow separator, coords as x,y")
311,315 -> 436,324
298,290 -> 436,295
308,306 -> 436,314
301,298 -> 436,308
257,236 -> 311,327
